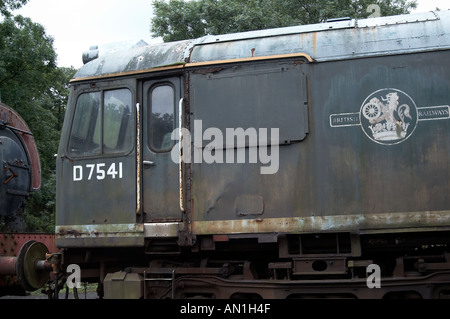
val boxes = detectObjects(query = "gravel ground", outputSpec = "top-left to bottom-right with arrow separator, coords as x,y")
0,291 -> 99,299
0,285 -> 99,299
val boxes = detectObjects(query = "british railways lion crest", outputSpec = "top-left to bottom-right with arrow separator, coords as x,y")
360,89 -> 418,145
329,88 -> 450,146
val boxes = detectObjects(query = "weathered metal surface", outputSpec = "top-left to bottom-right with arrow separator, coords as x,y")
55,224 -> 144,248
141,77 -> 183,222
0,240 -> 52,291
0,256 -> 16,275
72,11 -> 450,81
0,233 -> 56,257
56,80 -> 139,248
56,156 -> 137,222
104,272 -> 143,299
191,11 -> 446,63
0,103 -> 41,191
74,40 -> 191,80
189,59 -> 309,148
293,257 -> 347,275
0,128 -> 30,220
190,48 -> 450,236
1,104 -> 41,229
59,10 -> 450,247
0,234 -> 56,290
144,222 -> 182,238
191,211 -> 450,236
15,241 -> 49,291
143,272 -> 450,299
52,11 -> 450,300
136,102 -> 141,216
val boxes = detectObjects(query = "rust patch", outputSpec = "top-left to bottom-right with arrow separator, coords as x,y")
0,233 -> 57,256
193,67 -> 224,75
191,210 -> 450,235
312,32 -> 318,57
57,228 -> 82,237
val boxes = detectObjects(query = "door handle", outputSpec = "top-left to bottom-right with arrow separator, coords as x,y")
143,160 -> 155,167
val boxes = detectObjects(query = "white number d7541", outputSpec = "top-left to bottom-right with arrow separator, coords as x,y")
73,162 -> 123,182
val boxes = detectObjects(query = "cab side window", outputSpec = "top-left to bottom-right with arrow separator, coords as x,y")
68,88 -> 134,156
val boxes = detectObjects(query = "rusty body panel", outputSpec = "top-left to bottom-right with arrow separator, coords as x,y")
189,49 -> 450,236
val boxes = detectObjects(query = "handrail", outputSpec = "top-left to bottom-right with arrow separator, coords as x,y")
179,98 -> 185,213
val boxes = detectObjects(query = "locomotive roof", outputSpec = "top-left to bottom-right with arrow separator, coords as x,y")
73,10 -> 450,81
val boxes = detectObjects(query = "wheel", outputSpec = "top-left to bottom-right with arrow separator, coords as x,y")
363,101 -> 381,121
16,240 -> 49,291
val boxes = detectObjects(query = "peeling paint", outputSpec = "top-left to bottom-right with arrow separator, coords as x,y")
191,210 -> 450,236
56,223 -> 144,238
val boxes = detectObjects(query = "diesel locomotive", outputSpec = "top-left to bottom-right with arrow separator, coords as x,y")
54,10 -> 450,299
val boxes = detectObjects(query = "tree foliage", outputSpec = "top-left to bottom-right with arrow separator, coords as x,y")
0,0 -> 28,17
0,11 -> 76,232
151,0 -> 417,42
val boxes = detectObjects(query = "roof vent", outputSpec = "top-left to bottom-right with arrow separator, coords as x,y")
82,45 -> 99,65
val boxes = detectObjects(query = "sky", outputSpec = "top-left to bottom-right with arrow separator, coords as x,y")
15,0 -> 159,68
13,0 -> 450,69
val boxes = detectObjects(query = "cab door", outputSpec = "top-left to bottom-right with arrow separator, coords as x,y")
56,84 -> 141,247
142,77 -> 183,222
